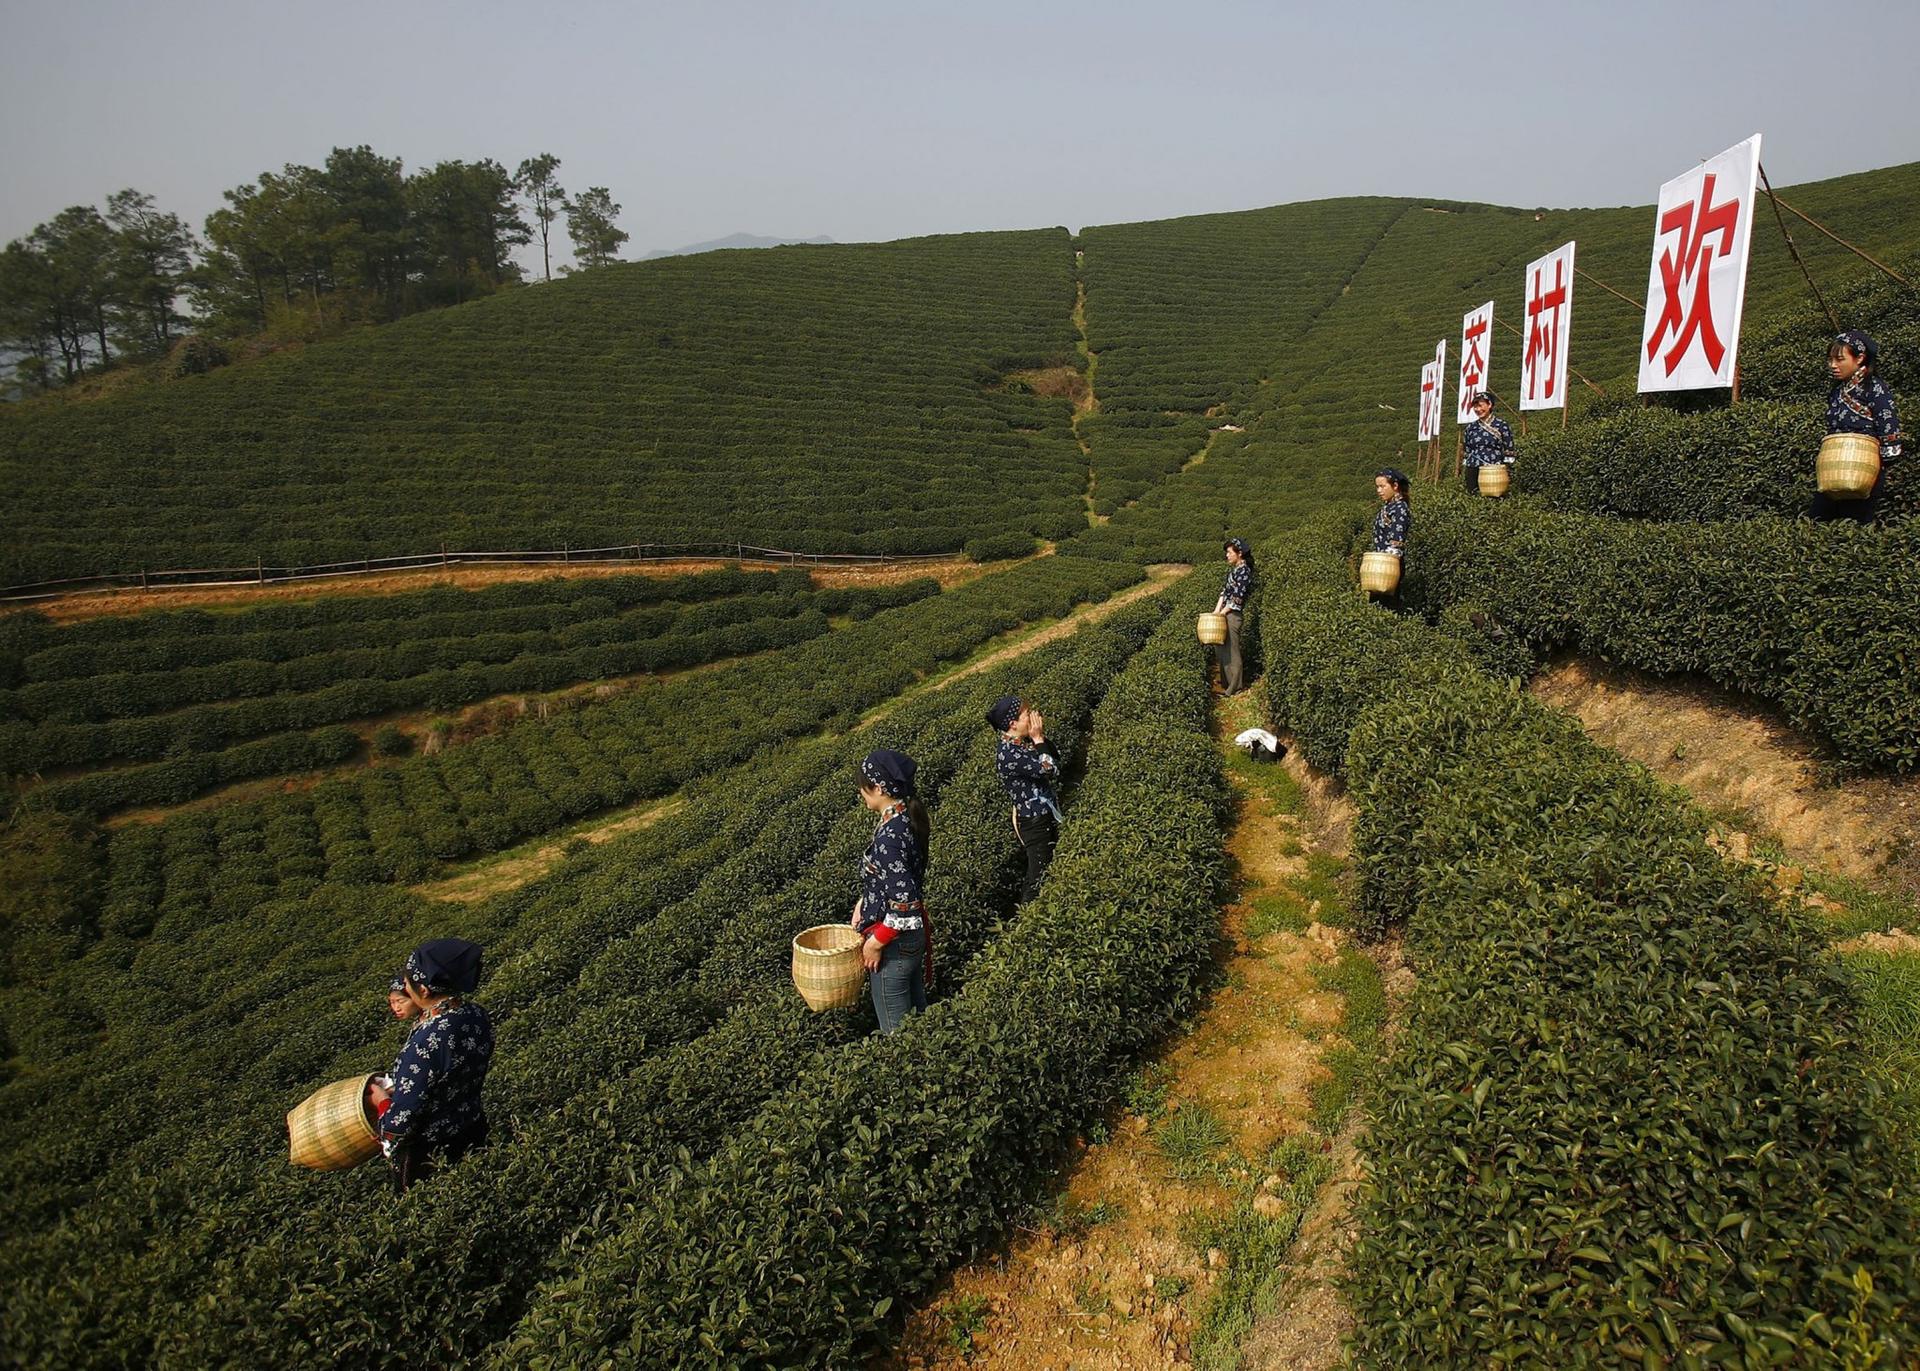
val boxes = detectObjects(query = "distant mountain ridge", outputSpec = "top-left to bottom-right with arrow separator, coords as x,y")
642,233 -> 835,260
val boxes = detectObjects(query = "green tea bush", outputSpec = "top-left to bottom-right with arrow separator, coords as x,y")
0,231 -> 1090,583
0,594 -> 1182,1366
963,531 -> 1037,562
485,584 -> 1227,1367
1258,516 -> 1920,1364
1523,401 -> 1914,524
1405,488 -> 1920,771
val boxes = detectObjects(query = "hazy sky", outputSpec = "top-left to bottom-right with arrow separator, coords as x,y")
3,0 -> 1915,268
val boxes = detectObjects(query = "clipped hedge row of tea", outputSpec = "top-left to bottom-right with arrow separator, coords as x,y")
1259,514 -> 1920,1364
1402,488 -> 1920,772
0,567 -> 778,687
1,229 -> 1090,584
0,575 -> 929,728
1521,400 -> 1915,524
7,589 -> 926,790
0,596 -> 1174,1366
491,580 -> 1227,1367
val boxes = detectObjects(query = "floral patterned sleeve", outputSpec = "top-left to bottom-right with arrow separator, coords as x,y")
1222,563 -> 1252,612
858,811 -> 926,945
381,1021 -> 446,1145
1873,380 -> 1903,461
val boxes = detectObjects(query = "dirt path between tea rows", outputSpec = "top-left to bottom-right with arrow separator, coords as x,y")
420,565 -> 1193,905
25,554 -> 1011,624
891,690 -> 1398,1371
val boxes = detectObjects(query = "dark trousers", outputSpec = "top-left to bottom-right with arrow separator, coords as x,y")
1015,812 -> 1058,905
389,1128 -> 486,1195
1809,481 -> 1884,524
1212,610 -> 1244,693
1463,464 -> 1482,493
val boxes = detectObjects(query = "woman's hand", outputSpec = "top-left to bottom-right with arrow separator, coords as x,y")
861,936 -> 884,971
367,1080 -> 392,1109
1028,709 -> 1045,743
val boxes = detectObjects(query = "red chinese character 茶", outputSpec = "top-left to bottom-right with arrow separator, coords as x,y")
1645,171 -> 1740,377
1460,315 -> 1488,390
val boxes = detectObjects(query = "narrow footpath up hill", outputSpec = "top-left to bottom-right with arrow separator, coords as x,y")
894,688 -> 1389,1371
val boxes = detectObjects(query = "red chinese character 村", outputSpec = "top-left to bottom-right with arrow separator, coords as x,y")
1526,260 -> 1567,400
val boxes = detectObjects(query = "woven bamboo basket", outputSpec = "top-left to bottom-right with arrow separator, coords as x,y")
287,1072 -> 381,1171
792,924 -> 865,1011
1817,433 -> 1880,497
1196,612 -> 1228,645
1478,464 -> 1511,497
1359,551 -> 1402,594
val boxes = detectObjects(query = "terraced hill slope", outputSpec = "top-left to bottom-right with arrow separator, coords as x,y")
0,230 -> 1090,584
1070,161 -> 1920,561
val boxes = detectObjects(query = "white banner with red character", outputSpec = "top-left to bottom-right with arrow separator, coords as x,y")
1637,134 -> 1762,393
1521,241 -> 1575,410
1419,342 -> 1446,442
1455,301 -> 1494,423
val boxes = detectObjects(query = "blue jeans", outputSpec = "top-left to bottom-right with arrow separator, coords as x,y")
870,927 -> 927,1035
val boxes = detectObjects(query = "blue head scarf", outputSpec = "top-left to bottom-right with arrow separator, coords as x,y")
860,748 -> 918,801
399,938 -> 484,997
1834,329 -> 1878,370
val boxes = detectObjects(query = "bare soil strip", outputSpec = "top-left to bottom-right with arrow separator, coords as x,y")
891,690 -> 1378,1371
856,565 -> 1190,728
27,555 -> 1005,624
410,796 -> 685,904
1531,658 -> 1920,904
417,565 -> 1190,904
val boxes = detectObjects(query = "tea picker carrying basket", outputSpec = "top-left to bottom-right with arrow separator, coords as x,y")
288,938 -> 494,1194
1203,539 -> 1254,695
1364,469 -> 1412,599
1811,329 -> 1901,525
813,748 -> 932,1036
1462,393 -> 1515,496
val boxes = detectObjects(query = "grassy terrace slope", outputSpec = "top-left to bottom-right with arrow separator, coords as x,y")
1070,161 -> 1920,562
0,230 -> 1088,584
1076,198 -> 1406,513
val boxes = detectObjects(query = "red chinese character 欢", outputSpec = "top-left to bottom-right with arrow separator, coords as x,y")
1526,259 -> 1567,400
1645,171 -> 1740,377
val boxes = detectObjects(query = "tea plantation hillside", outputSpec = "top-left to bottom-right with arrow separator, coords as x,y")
1075,197 -> 1406,512
0,230 -> 1090,585
1070,161 -> 1920,561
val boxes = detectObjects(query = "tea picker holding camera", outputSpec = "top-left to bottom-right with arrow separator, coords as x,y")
989,695 -> 1063,905
1811,329 -> 1902,525
1461,391 -> 1514,493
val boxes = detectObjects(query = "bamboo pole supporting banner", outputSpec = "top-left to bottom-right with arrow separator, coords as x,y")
1576,266 -> 1644,312
1758,163 -> 1840,331
1761,186 -> 1915,292
1494,313 -> 1606,397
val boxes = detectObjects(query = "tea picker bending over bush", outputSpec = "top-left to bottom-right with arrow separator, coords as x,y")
1812,328 -> 1903,524
989,694 -> 1062,905
850,748 -> 932,1035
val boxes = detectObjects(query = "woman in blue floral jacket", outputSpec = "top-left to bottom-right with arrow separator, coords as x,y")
850,748 -> 931,1034
1812,329 -> 1903,524
371,938 -> 493,1193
